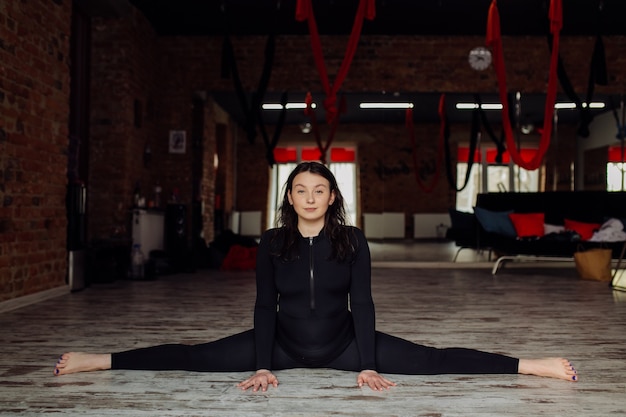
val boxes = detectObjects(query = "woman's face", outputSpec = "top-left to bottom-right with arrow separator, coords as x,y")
287,171 -> 336,225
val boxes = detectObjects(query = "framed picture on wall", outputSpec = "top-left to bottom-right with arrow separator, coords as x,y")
169,130 -> 186,154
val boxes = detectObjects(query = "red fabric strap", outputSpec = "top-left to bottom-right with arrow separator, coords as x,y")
486,0 -> 562,171
296,0 -> 375,125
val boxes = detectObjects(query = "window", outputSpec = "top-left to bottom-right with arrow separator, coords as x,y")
456,147 -> 539,212
607,146 -> 626,191
607,163 -> 626,191
268,146 -> 357,229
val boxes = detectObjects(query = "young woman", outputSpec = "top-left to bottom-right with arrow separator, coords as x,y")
54,162 -> 578,391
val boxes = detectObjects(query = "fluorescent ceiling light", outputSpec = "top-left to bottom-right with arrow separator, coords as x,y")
262,101 -> 605,112
359,102 -> 414,109
455,103 -> 502,110
456,101 -> 605,110
261,102 -> 316,110
554,102 -> 606,109
554,102 -> 577,109
480,103 -> 502,110
455,103 -> 478,110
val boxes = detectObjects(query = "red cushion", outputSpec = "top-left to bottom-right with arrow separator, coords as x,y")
508,212 -> 545,237
220,245 -> 258,270
564,219 -> 601,241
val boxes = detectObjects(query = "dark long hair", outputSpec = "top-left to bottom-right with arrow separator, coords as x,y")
274,162 -> 355,261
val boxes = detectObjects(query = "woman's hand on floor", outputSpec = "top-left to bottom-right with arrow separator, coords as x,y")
238,369 -> 279,392
357,370 -> 396,391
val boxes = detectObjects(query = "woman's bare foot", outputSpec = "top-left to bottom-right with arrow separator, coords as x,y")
518,358 -> 578,381
54,352 -> 112,376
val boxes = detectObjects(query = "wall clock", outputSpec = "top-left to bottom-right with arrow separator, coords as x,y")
468,47 -> 492,71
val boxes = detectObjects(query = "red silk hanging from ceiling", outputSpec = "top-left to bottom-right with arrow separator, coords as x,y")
296,0 -> 375,125
486,0 -> 562,171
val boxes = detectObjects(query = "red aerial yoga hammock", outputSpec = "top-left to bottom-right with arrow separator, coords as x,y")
296,0 -> 374,125
486,0 -> 563,171
296,0 -> 375,162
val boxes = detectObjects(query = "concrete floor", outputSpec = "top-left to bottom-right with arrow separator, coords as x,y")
1,241 -> 626,416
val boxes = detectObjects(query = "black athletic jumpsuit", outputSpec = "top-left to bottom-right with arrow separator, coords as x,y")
112,227 -> 518,375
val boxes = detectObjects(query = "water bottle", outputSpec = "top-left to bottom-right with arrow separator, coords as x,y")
131,244 -> 145,280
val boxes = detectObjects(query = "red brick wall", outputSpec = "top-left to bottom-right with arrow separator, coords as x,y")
163,34 -> 619,235
87,14 -> 228,248
584,147 -> 610,191
0,0 -> 72,301
215,114 -> 236,225
88,9 -> 163,239
153,34 -> 625,237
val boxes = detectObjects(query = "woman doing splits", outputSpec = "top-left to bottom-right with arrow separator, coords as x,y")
54,162 -> 578,391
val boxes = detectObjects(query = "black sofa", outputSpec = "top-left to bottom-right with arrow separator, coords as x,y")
456,191 -> 626,274
447,208 -> 492,261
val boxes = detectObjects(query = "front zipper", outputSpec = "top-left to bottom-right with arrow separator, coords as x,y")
309,236 -> 315,310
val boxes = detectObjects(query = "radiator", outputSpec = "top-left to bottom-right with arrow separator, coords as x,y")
228,211 -> 240,234
239,211 -> 262,237
413,213 -> 451,239
363,212 -> 405,239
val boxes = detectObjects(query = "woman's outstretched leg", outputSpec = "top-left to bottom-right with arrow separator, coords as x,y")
54,329 -> 258,376
371,332 -> 578,382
